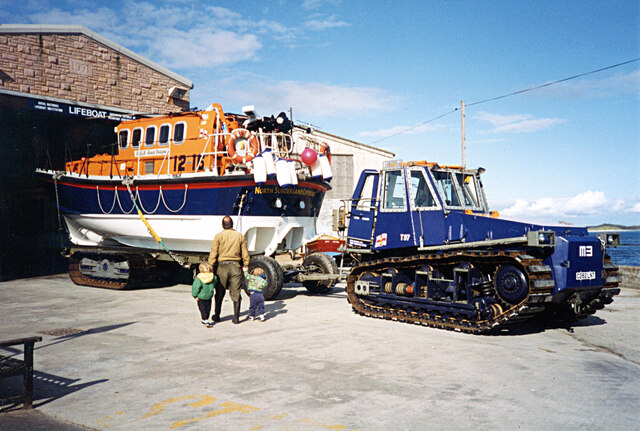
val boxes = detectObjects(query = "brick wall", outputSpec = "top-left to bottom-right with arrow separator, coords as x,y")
0,33 -> 189,113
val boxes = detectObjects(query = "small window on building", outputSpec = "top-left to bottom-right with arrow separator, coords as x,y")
158,124 -> 171,146
145,126 -> 157,147
131,128 -> 143,149
118,130 -> 129,149
145,161 -> 155,175
173,122 -> 186,144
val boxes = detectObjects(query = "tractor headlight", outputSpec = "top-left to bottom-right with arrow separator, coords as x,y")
596,232 -> 620,248
528,230 -> 555,247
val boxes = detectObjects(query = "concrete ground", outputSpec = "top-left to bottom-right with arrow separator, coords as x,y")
1,273 -> 638,431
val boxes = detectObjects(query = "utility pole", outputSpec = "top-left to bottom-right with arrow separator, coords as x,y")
461,100 -> 466,169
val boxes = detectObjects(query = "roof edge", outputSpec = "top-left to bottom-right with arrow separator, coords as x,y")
0,24 -> 193,89
294,125 -> 395,157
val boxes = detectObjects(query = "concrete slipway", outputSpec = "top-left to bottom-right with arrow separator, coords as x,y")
0,273 -> 638,431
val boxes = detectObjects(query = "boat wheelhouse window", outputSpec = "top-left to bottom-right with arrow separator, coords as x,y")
145,161 -> 154,174
432,170 -> 461,207
173,122 -> 186,144
455,173 -> 480,209
118,130 -> 129,149
145,126 -> 157,147
131,127 -> 143,149
158,124 -> 171,146
382,170 -> 406,210
410,170 -> 437,208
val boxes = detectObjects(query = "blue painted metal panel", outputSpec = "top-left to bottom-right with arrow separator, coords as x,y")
347,170 -> 379,246
49,176 -> 328,218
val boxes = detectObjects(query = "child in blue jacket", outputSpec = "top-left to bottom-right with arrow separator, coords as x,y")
244,269 -> 267,321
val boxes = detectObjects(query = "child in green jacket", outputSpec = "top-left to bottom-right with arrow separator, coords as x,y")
192,262 -> 217,327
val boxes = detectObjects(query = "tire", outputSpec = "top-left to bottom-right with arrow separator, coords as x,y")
302,252 -> 338,294
494,264 -> 529,304
248,255 -> 283,300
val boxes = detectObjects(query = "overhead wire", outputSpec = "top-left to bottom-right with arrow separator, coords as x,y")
466,57 -> 640,107
368,57 -> 640,145
368,108 -> 458,145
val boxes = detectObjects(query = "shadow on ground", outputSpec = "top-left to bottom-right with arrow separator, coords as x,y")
1,370 -> 108,412
485,315 -> 607,336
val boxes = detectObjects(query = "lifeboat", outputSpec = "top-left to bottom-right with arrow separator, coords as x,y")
35,103 -> 333,293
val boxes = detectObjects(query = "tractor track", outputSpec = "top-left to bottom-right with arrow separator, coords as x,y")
346,250 -> 620,334
69,252 -> 170,289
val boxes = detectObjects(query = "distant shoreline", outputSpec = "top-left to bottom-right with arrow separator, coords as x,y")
587,225 -> 640,232
588,228 -> 640,232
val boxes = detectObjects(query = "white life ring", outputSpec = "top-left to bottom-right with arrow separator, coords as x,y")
227,128 -> 260,163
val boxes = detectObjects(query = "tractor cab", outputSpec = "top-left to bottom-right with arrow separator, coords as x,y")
345,160 -> 490,252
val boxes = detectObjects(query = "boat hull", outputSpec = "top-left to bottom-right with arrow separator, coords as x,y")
37,170 -> 330,256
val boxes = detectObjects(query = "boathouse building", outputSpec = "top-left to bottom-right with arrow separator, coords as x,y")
0,24 -> 193,281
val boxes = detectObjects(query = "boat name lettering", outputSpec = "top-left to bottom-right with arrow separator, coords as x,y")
255,186 -> 315,197
134,149 -> 170,157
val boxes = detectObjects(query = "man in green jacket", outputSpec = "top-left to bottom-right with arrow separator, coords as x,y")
209,216 -> 250,324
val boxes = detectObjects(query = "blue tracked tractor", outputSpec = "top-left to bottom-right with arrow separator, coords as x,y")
338,160 -> 621,333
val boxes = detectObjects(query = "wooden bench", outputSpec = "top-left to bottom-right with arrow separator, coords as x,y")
0,336 -> 42,409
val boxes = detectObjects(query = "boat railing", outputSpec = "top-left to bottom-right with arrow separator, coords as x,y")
65,128 -> 312,178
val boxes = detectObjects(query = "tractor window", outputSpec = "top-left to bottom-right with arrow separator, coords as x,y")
356,174 -> 376,211
382,170 -> 406,210
432,170 -> 461,207
410,170 -> 437,208
455,173 -> 480,208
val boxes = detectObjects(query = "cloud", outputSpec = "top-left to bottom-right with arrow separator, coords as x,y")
27,3 -> 277,69
302,0 -> 342,10
304,15 -> 349,31
631,202 -> 640,213
499,190 -> 623,221
474,112 -> 566,134
219,80 -> 396,119
28,7 -> 120,32
147,30 -> 261,68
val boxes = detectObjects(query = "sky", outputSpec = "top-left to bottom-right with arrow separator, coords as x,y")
3,0 -> 640,227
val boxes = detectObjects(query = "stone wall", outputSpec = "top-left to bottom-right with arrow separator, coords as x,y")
0,32 -> 189,113
620,266 -> 640,289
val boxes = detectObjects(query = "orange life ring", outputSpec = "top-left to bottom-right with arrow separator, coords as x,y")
319,142 -> 331,163
226,128 -> 260,163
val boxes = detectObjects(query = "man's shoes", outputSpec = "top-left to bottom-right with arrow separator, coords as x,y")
211,315 -> 221,323
258,315 -> 265,322
247,316 -> 255,321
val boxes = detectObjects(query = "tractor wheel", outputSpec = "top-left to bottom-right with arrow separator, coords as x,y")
302,252 -> 338,294
248,255 -> 283,300
495,265 -> 529,304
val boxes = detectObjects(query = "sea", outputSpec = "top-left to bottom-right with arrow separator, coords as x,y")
591,230 -> 640,267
